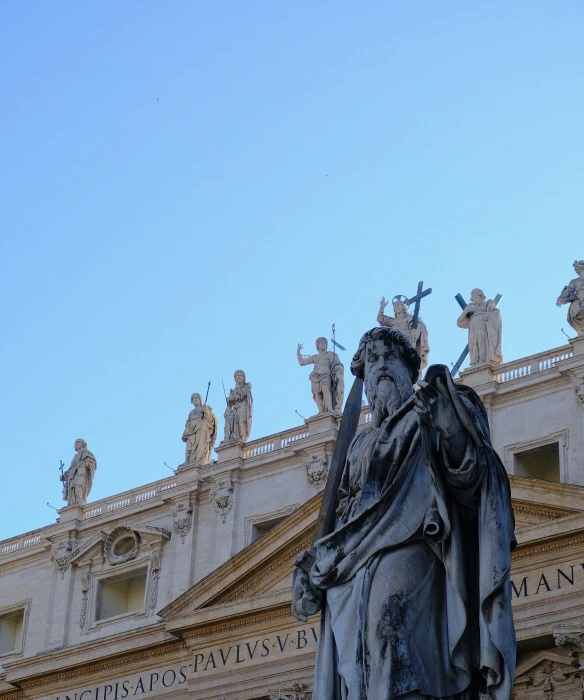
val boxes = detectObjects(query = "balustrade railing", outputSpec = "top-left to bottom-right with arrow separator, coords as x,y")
493,345 -> 573,384
243,427 -> 309,458
0,526 -> 54,558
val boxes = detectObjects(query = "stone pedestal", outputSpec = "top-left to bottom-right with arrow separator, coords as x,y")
57,504 -> 84,527
215,440 -> 245,463
305,412 -> 340,437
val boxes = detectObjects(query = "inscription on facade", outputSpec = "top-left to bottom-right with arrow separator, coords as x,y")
50,625 -> 318,700
511,558 -> 584,601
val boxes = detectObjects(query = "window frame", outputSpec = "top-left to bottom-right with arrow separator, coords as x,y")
0,600 -> 29,658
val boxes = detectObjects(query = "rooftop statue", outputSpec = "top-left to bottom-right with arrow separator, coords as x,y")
378,295 -> 430,376
223,370 -> 253,443
292,326 -> 516,700
557,260 -> 584,336
182,392 -> 218,465
297,337 -> 344,415
456,288 -> 503,367
60,439 -> 97,506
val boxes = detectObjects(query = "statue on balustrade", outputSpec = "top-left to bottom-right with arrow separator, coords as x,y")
61,439 -> 97,506
291,326 -> 516,700
182,392 -> 218,465
223,370 -> 253,443
297,337 -> 345,414
457,288 -> 503,366
378,295 -> 430,376
557,260 -> 584,336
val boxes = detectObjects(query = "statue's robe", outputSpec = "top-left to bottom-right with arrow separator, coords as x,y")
311,366 -> 516,700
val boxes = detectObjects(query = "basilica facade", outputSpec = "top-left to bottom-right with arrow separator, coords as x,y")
1,334 -> 584,700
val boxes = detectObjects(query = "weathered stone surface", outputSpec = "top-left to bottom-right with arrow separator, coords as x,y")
378,295 -> 430,375
457,288 -> 503,366
293,326 -> 516,699
60,439 -> 97,506
297,337 -> 344,414
182,392 -> 218,466
223,370 -> 253,443
557,259 -> 584,335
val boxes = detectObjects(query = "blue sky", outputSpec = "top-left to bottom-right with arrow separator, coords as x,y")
1,2 -> 583,538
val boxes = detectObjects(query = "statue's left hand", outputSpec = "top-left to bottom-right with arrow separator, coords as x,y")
414,378 -> 462,441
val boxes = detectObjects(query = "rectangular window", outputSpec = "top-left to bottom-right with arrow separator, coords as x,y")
96,569 -> 147,621
251,516 -> 287,542
0,609 -> 24,655
513,442 -> 560,482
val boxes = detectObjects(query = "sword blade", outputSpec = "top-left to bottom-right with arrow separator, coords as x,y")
313,376 -> 363,544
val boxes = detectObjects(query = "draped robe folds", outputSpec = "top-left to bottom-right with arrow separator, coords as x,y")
310,366 -> 516,700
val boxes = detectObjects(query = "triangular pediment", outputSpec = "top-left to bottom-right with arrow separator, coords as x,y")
515,651 -> 575,679
159,492 -> 320,622
510,475 -> 584,530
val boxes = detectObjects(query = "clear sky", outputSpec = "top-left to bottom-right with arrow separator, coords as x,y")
1,2 -> 583,539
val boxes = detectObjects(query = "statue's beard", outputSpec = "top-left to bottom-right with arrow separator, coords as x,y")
366,373 -> 412,427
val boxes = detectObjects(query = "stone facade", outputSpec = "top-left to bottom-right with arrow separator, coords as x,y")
1,335 -> 584,699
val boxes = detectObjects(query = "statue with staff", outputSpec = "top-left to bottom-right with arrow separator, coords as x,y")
182,383 -> 218,466
291,325 -> 516,700
61,439 -> 97,506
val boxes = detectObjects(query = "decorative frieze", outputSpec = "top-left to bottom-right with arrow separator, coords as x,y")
211,479 -> 234,524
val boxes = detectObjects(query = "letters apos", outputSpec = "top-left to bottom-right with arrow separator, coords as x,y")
53,625 -> 318,700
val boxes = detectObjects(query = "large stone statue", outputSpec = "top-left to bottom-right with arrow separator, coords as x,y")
556,260 -> 584,336
60,439 -> 97,506
182,393 -> 218,465
292,326 -> 516,700
223,370 -> 253,443
297,337 -> 345,414
378,296 -> 430,375
456,288 -> 503,367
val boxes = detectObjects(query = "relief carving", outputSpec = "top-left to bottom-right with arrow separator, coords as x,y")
172,500 -> 193,542
269,681 -> 312,700
571,373 -> 584,411
79,571 -> 91,630
304,453 -> 328,489
52,540 -> 74,579
148,550 -> 162,610
211,479 -> 234,524
104,526 -> 140,566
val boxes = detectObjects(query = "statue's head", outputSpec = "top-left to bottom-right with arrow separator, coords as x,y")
470,288 -> 485,305
392,295 -> 409,317
74,438 -> 87,452
316,337 -> 328,353
234,370 -> 246,385
351,327 -> 419,426
573,260 -> 584,276
191,392 -> 202,406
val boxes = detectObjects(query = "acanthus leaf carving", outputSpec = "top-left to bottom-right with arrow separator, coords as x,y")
148,550 -> 162,611
79,571 -> 91,631
51,539 -> 75,579
304,453 -> 328,489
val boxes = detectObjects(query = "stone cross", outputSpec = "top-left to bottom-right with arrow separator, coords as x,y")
405,280 -> 432,330
451,292 -> 502,376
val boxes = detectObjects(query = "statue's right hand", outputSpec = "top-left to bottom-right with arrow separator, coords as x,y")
380,296 -> 388,309
297,343 -> 303,353
291,565 -> 322,623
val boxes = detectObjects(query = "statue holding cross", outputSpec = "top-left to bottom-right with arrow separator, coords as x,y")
377,281 -> 431,377
456,288 -> 503,370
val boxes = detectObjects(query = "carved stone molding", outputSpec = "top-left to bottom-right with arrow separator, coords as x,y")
104,526 -> 140,566
269,681 -> 313,700
148,550 -> 162,611
211,479 -> 234,524
571,372 -> 584,411
304,453 -> 328,489
51,540 -> 74,579
79,571 -> 91,631
172,499 -> 193,542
